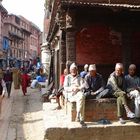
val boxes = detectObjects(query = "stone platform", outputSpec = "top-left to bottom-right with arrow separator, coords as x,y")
43,102 -> 140,140
66,98 -> 118,122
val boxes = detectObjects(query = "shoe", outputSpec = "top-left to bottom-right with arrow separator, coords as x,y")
119,118 -> 126,124
80,121 -> 87,127
133,118 -> 140,123
127,112 -> 135,119
54,106 -> 62,110
75,117 -> 80,122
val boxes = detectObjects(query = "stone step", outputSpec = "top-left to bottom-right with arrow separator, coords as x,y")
43,102 -> 140,140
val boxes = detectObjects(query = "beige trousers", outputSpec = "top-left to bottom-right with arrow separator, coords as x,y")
64,91 -> 85,121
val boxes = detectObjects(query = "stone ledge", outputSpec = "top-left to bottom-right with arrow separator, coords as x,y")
43,102 -> 140,140
66,98 -> 118,122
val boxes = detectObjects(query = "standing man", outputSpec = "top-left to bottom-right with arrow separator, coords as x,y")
125,64 -> 140,122
63,63 -> 86,126
3,67 -> 13,98
107,63 -> 135,124
84,64 -> 104,99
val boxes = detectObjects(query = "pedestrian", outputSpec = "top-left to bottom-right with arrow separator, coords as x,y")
0,68 -> 4,79
12,67 -> 21,89
0,77 -> 7,119
21,70 -> 31,96
3,67 -> 13,98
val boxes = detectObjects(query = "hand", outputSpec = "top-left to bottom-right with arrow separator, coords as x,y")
72,87 -> 80,93
91,92 -> 97,95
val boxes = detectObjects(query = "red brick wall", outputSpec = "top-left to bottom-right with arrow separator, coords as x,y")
132,31 -> 140,64
76,24 -> 122,65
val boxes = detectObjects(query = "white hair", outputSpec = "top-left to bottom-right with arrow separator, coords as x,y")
129,64 -> 136,69
115,63 -> 123,69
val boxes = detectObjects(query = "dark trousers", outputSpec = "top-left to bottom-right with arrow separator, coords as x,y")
6,82 -> 12,97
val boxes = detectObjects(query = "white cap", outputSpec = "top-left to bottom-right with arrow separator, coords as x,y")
70,63 -> 77,70
88,64 -> 96,71
115,63 -> 123,69
84,64 -> 88,69
129,64 -> 136,70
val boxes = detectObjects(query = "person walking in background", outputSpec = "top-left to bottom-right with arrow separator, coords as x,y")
3,67 -> 13,98
0,77 -> 7,119
0,68 -> 4,79
12,68 -> 21,89
21,70 -> 31,96
107,63 -> 135,124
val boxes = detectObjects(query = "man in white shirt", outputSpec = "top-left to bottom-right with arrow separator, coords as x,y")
63,63 -> 86,126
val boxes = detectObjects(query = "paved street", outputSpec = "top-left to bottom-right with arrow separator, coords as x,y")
0,85 -> 45,140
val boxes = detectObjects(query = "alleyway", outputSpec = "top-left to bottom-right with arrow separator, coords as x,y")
0,86 -> 45,140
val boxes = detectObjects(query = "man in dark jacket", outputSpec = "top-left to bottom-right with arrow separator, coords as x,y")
84,64 -> 104,99
3,67 -> 13,98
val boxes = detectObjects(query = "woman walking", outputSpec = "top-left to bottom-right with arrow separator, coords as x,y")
21,70 -> 30,96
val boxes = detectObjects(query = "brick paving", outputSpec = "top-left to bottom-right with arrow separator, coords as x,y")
0,84 -> 140,140
0,85 -> 45,140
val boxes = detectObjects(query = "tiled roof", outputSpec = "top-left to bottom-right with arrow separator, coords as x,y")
61,1 -> 140,9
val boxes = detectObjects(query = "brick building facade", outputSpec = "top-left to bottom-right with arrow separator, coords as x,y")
0,2 -> 8,67
46,0 -> 140,88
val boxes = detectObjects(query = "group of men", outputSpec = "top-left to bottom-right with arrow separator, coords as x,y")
62,62 -> 140,126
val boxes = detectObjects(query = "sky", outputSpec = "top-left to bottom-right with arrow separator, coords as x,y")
2,0 -> 45,31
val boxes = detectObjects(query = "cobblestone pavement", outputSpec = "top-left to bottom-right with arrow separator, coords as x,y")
0,85 -> 45,140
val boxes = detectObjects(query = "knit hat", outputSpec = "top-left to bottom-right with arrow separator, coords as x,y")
70,63 -> 77,70
84,64 -> 88,69
88,64 -> 96,71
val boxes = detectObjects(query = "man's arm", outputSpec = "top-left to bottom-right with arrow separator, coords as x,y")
107,75 -> 122,92
64,75 -> 73,92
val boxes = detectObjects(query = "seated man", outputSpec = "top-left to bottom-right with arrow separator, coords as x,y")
125,64 -> 140,122
107,63 -> 135,124
55,68 -> 68,109
84,64 -> 104,99
80,64 -> 88,79
63,63 -> 86,126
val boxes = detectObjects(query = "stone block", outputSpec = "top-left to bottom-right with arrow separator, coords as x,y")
66,98 -> 118,122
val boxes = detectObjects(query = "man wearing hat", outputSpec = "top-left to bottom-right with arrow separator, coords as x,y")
63,63 -> 86,126
84,64 -> 104,99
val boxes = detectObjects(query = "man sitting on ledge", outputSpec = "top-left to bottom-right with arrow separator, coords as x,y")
107,63 -> 135,124
63,63 -> 86,126
84,64 -> 104,99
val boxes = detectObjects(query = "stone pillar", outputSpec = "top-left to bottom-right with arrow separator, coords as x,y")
65,9 -> 76,69
59,31 -> 66,75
